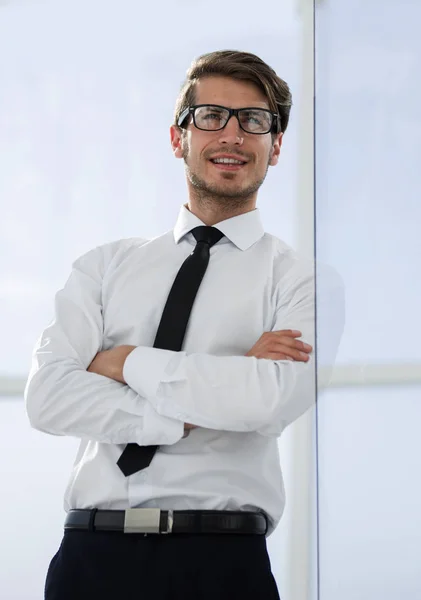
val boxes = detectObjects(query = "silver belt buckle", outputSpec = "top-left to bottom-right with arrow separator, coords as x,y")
123,508 -> 173,534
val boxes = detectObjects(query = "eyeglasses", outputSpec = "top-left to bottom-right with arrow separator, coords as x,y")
177,104 -> 281,135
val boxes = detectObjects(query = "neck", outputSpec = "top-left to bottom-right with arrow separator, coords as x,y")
185,188 -> 257,227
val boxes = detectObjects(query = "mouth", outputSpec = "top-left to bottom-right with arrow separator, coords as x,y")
209,158 -> 248,171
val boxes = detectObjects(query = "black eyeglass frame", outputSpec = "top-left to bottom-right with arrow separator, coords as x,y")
177,104 -> 282,135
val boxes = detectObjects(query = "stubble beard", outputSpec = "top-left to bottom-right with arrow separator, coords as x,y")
182,142 -> 271,214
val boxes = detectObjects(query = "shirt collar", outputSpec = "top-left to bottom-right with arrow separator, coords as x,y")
173,203 -> 265,251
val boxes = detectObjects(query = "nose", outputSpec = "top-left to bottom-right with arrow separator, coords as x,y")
217,115 -> 244,146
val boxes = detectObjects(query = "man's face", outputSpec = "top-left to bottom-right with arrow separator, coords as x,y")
170,76 -> 283,204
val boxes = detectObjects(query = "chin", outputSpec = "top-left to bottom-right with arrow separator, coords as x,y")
189,169 -> 262,199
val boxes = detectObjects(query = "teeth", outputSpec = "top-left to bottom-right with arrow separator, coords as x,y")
212,158 -> 245,164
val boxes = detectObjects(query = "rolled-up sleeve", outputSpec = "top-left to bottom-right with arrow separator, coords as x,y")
24,243 -> 184,446
123,262 -> 345,437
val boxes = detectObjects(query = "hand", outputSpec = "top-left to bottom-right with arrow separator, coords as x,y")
88,346 -> 196,433
245,329 -> 312,361
183,330 -> 312,434
184,422 -> 198,431
87,345 -> 137,383
182,422 -> 199,437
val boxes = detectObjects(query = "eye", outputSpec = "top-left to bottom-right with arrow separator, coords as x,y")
203,112 -> 222,121
241,111 -> 264,126
194,106 -> 228,129
202,108 -> 225,121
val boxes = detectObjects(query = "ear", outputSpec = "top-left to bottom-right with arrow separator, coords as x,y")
170,125 -> 184,159
269,132 -> 283,167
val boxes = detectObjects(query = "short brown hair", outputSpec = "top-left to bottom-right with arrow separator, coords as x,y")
173,50 -> 292,135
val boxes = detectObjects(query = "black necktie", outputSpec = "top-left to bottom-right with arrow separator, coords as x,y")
117,225 -> 225,477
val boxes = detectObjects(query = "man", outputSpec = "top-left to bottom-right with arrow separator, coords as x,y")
25,49 -> 343,600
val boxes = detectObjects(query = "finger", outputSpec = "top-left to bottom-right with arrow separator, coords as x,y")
268,354 -> 298,361
272,334 -> 313,351
274,344 -> 309,361
274,337 -> 300,348
273,337 -> 311,352
261,352 -> 292,360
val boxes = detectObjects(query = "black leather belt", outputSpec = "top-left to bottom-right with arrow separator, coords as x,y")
65,509 -> 268,535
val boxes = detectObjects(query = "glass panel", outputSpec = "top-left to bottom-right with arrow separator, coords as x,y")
318,386 -> 421,599
316,0 -> 421,598
316,0 -> 421,365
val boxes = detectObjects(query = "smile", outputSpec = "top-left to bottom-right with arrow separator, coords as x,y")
210,159 -> 247,171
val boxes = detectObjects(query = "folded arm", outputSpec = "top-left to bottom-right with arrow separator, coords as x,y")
123,262 -> 345,438
24,243 -> 185,446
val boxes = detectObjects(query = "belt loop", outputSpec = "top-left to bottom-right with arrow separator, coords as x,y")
262,512 -> 269,535
88,508 -> 98,532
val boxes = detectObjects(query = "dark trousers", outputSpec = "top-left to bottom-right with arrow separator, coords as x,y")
45,529 -> 280,599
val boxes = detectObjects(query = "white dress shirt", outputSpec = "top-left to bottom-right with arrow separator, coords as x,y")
24,204 -> 345,537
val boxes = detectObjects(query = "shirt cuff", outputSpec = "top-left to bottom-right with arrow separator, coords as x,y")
142,401 -> 185,446
123,345 -> 175,398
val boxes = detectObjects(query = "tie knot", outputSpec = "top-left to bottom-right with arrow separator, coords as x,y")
191,226 -> 224,247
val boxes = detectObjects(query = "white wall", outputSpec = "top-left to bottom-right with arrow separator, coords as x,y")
0,1 -> 303,598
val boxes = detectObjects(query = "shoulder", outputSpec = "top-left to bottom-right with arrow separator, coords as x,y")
71,237 -> 149,276
263,232 -> 344,301
261,232 -> 314,283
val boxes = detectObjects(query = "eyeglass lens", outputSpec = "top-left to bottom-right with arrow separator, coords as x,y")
194,105 -> 272,134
